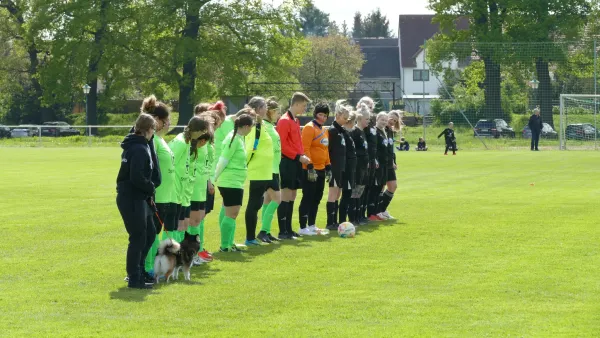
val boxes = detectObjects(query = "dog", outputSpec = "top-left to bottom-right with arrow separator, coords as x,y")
173,232 -> 201,281
154,238 -> 181,284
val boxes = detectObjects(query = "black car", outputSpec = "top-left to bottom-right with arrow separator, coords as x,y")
473,119 -> 515,138
565,123 -> 600,140
41,122 -> 81,137
0,124 -> 10,138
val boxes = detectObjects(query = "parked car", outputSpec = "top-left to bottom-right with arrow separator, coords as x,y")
10,125 -> 38,138
0,125 -> 11,138
565,123 -> 600,140
473,119 -> 515,138
41,121 -> 81,137
522,123 -> 558,139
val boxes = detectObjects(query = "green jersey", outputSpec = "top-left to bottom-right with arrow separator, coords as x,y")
153,135 -> 177,203
263,120 -> 281,174
216,132 -> 248,189
245,120 -> 274,181
212,116 -> 234,181
191,144 -> 209,202
168,133 -> 190,205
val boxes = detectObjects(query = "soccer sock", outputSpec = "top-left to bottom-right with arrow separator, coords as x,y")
229,217 -> 237,247
334,200 -> 339,225
287,200 -> 295,234
380,190 -> 394,212
326,202 -> 335,226
260,201 -> 279,234
277,201 -> 288,234
219,206 -> 225,225
377,192 -> 385,214
261,203 -> 268,224
187,225 -> 199,236
144,236 -> 159,273
198,219 -> 205,252
220,216 -> 235,249
367,186 -> 380,216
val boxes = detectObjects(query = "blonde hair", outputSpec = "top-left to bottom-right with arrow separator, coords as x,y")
355,103 -> 370,123
388,110 -> 404,131
335,99 -> 352,117
357,96 -> 375,111
346,112 -> 357,125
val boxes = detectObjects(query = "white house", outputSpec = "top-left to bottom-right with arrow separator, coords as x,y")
398,15 -> 469,115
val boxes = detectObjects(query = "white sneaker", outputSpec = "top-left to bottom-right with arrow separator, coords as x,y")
298,227 -> 317,236
308,225 -> 325,235
192,256 -> 204,266
377,212 -> 389,220
381,211 -> 394,219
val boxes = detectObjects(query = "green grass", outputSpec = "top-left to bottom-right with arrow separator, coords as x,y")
1,148 -> 599,336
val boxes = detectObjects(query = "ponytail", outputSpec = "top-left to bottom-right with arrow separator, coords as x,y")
229,113 -> 255,148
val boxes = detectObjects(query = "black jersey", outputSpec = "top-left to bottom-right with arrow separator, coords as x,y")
364,124 -> 377,163
376,127 -> 388,169
351,127 -> 368,159
385,127 -> 396,169
328,121 -> 347,172
438,128 -> 456,143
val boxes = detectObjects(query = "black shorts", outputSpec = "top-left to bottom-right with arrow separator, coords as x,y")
268,174 -> 280,192
329,169 -> 344,188
386,168 -> 397,182
280,157 -> 302,190
190,201 -> 205,211
154,202 -> 178,232
342,168 -> 356,191
374,166 -> 387,187
178,205 -> 191,220
218,187 -> 244,207
205,182 -> 215,214
355,158 -> 368,186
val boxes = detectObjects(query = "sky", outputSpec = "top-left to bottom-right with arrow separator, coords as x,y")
270,0 -> 434,36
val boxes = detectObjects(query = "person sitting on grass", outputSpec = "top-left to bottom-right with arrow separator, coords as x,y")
416,137 -> 428,151
396,137 -> 409,151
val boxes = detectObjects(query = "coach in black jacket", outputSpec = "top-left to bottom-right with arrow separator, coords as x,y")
529,107 -> 543,151
116,114 -> 157,289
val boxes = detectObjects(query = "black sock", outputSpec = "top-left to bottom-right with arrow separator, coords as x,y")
287,200 -> 295,234
298,195 -> 310,229
326,202 -> 335,226
277,201 -> 288,234
367,186 -> 380,216
334,200 -> 339,225
380,190 -> 394,212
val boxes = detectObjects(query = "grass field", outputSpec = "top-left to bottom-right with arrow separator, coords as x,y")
1,148 -> 599,337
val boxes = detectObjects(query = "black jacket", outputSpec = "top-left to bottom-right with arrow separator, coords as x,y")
344,127 -> 357,173
438,128 -> 456,144
116,134 -> 155,200
417,141 -> 426,149
528,114 -> 543,132
376,127 -> 388,169
351,127 -> 368,159
328,121 -> 347,173
129,126 -> 161,189
364,124 -> 378,164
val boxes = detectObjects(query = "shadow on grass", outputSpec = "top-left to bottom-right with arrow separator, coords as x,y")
109,287 -> 154,302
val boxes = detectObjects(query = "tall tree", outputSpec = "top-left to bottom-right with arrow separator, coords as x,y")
362,8 -> 393,38
428,0 -> 508,120
341,20 -> 350,37
297,34 -> 365,100
352,12 -> 363,38
299,0 -> 330,37
505,0 -> 590,127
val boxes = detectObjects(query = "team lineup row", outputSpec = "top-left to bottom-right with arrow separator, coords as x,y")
115,93 -> 402,289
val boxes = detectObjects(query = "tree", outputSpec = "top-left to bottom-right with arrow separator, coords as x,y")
299,0 -> 330,37
297,34 -> 365,100
362,8 -> 393,38
428,0 -> 508,121
341,20 -> 350,37
505,0 -> 591,127
352,12 -> 363,38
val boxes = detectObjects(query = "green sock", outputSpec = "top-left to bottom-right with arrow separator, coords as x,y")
187,225 -> 199,236
260,201 -> 280,234
198,220 -> 205,252
173,230 -> 183,242
144,236 -> 159,272
229,217 -> 237,247
219,206 -> 225,225
221,216 -> 235,249
261,204 -> 268,223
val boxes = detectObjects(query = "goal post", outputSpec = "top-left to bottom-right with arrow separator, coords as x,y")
559,94 -> 600,150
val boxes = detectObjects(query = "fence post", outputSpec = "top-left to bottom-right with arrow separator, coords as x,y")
38,126 -> 41,147
88,126 -> 92,147
594,39 -> 597,150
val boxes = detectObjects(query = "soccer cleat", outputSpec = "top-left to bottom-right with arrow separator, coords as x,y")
128,281 -> 153,289
198,250 -> 213,262
267,233 -> 280,242
444,153 -> 448,156
308,225 -> 326,235
368,215 -> 383,222
298,227 -> 316,236
245,239 -> 261,246
291,231 -> 302,238
230,244 -> 243,252
377,212 -> 390,220
219,247 -> 230,252
380,211 -> 395,219
192,256 -> 204,266
278,232 -> 293,240
325,224 -> 337,231
257,231 -> 272,243
358,217 -> 368,225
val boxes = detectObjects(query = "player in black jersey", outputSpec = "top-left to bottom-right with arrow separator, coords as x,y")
350,104 -> 370,225
339,112 -> 357,224
438,122 -> 457,155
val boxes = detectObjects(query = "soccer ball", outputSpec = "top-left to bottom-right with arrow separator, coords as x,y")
337,222 -> 356,238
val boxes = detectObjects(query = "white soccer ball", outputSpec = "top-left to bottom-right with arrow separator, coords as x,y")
338,222 -> 356,238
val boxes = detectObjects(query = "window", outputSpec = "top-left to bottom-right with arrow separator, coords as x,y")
413,69 -> 430,81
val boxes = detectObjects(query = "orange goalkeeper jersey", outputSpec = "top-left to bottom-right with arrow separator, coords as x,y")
302,120 -> 330,170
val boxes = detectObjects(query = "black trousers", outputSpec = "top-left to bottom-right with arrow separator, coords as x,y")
299,170 -> 326,228
116,195 -> 156,285
445,141 -> 457,154
531,130 -> 540,150
245,180 -> 270,240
